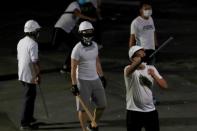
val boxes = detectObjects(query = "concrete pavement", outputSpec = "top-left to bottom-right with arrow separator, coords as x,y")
1,48 -> 197,131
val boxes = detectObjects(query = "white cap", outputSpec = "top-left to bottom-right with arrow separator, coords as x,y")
24,20 -> 41,33
79,21 -> 94,31
129,45 -> 143,58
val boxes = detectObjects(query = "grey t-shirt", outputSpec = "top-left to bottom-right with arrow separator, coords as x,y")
71,41 -> 99,80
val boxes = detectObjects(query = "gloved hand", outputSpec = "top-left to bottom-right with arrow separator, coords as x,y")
100,76 -> 107,89
71,85 -> 79,96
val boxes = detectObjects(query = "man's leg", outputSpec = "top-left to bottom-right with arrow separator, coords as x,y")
144,110 -> 160,131
126,110 -> 142,131
76,79 -> 92,131
51,28 -> 64,49
61,33 -> 76,73
20,82 -> 36,127
78,111 -> 89,131
90,79 -> 107,128
93,108 -> 105,123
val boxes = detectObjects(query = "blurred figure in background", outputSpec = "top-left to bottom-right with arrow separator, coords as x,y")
52,0 -> 96,74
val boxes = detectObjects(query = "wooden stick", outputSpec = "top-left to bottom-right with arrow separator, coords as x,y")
76,95 -> 97,127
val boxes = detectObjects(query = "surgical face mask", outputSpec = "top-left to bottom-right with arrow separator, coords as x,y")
143,9 -> 152,17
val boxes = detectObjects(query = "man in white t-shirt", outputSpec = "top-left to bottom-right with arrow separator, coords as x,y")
124,45 -> 168,131
17,20 -> 41,130
52,0 -> 96,74
71,21 -> 107,131
129,1 -> 158,65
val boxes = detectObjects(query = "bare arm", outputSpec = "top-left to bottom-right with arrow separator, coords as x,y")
125,57 -> 142,76
74,9 -> 96,22
71,59 -> 79,85
148,69 -> 168,89
32,61 -> 41,84
96,56 -> 104,76
129,34 -> 136,48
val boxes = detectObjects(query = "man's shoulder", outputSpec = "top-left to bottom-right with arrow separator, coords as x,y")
18,36 -> 36,44
92,41 -> 98,47
147,65 -> 157,70
133,16 -> 141,22
124,65 -> 135,75
131,16 -> 142,26
73,42 -> 82,50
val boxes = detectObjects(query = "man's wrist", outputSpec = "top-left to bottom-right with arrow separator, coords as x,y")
36,73 -> 40,77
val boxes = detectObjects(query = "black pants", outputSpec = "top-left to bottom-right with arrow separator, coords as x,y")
21,82 -> 37,126
126,110 -> 160,131
52,28 -> 77,68
144,49 -> 155,65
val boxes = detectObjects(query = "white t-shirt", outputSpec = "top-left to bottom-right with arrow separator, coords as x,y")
130,16 -> 155,50
71,41 -> 99,80
124,63 -> 162,112
55,1 -> 80,33
17,36 -> 38,83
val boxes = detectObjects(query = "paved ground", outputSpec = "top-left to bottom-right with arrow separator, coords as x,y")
1,47 -> 197,131
1,0 -> 197,131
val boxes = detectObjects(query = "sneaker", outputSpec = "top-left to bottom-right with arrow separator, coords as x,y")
20,125 -> 32,131
86,124 -> 99,131
60,65 -> 71,74
60,68 -> 70,74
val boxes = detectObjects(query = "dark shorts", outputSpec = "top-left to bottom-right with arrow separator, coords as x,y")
126,110 -> 160,131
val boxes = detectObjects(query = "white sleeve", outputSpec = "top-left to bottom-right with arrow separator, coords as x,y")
150,66 -> 162,79
67,2 -> 80,12
30,43 -> 38,63
130,20 -> 137,35
71,45 -> 80,61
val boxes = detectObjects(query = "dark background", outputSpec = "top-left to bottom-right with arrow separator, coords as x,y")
0,0 -> 197,58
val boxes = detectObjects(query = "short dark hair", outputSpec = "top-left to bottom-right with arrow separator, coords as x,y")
139,0 -> 152,9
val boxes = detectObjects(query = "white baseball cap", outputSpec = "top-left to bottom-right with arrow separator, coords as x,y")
79,21 -> 94,32
24,20 -> 41,33
128,45 -> 144,58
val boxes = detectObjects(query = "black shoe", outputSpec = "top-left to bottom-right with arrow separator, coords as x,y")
87,124 -> 99,131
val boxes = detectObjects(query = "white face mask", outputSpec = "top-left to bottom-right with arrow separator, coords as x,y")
143,9 -> 152,17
